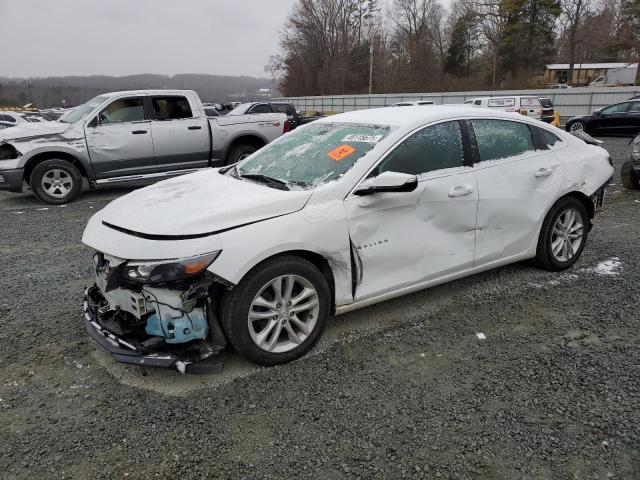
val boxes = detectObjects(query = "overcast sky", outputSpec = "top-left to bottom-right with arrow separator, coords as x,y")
0,0 -> 298,78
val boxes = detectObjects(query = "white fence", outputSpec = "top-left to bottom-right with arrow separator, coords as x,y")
277,86 -> 640,119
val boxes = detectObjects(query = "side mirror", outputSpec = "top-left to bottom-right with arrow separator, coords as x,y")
594,109 -> 603,116
354,171 -> 418,196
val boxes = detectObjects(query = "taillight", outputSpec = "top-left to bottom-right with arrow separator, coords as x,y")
283,120 -> 291,134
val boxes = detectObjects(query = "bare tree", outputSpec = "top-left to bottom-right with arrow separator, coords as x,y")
559,0 -> 597,85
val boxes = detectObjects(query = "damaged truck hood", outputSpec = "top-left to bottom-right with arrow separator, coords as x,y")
0,121 -> 83,144
99,169 -> 313,238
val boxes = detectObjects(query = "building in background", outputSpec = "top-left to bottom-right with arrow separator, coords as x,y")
544,63 -> 638,87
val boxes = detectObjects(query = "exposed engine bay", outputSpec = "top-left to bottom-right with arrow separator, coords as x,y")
83,251 -> 227,373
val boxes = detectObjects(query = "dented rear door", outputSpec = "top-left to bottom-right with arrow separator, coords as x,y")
344,120 -> 478,301
471,119 -> 563,264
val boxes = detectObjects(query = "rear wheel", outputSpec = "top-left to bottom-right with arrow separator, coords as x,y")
227,144 -> 258,164
220,256 -> 330,366
29,159 -> 82,204
621,158 -> 640,190
534,197 -> 589,271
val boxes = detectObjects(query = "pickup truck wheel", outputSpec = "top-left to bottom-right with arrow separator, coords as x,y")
534,197 -> 589,271
30,159 -> 82,204
220,256 -> 330,366
228,144 -> 257,164
621,159 -> 640,190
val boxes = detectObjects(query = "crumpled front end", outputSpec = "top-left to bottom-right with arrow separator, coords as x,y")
83,251 -> 228,373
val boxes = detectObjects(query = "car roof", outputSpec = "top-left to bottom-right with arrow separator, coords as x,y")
317,105 -> 534,128
100,90 -> 197,98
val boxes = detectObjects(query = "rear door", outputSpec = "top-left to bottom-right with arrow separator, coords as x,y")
519,97 -> 542,119
148,95 -> 210,171
470,119 -> 563,265
85,96 -> 156,178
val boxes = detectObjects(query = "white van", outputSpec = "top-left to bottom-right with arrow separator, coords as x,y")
464,96 -> 543,119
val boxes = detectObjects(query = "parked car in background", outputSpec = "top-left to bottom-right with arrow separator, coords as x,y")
391,101 -> 435,106
0,90 -> 287,204
539,97 -> 556,123
0,111 -> 29,124
204,106 -> 220,117
621,134 -> 640,189
298,110 -> 326,125
82,106 -> 612,371
465,96 -> 543,120
228,101 -> 303,130
565,100 -> 640,135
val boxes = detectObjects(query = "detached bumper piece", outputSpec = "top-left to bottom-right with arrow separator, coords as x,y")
83,286 -> 223,373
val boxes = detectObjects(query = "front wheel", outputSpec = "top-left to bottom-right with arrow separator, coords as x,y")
568,121 -> 586,133
534,197 -> 589,271
220,256 -> 331,366
29,159 -> 82,204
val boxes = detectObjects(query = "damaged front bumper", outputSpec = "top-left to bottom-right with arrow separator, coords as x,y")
83,283 -> 226,373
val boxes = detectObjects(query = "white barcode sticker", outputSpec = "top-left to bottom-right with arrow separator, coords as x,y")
341,134 -> 383,143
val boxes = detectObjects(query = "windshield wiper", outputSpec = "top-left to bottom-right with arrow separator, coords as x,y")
240,173 -> 290,190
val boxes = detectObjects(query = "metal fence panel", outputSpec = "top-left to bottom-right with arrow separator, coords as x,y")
278,86 -> 640,119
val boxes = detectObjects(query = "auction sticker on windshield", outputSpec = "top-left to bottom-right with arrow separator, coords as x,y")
328,144 -> 356,161
341,134 -> 383,143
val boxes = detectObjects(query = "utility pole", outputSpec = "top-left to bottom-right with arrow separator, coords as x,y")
27,79 -> 33,104
368,42 -> 374,95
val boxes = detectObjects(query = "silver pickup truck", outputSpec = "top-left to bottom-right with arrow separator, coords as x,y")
0,90 -> 287,203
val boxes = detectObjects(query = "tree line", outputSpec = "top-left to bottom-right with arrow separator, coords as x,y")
268,0 -> 640,96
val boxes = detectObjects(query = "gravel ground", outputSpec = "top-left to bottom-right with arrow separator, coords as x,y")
1,138 -> 638,480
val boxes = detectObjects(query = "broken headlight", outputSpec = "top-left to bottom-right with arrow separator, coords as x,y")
125,251 -> 221,284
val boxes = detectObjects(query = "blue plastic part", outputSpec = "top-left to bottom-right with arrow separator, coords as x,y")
145,307 -> 208,344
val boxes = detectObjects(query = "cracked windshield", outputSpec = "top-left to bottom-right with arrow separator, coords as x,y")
238,122 -> 392,187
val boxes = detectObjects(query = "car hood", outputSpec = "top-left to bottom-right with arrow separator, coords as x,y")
0,120 -> 82,143
99,169 -> 313,237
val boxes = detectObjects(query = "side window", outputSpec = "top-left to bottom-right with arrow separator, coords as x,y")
471,119 -> 535,162
378,121 -> 464,176
1,115 -> 16,123
531,125 -> 562,148
152,96 -> 193,120
601,103 -> 630,114
272,104 -> 288,114
474,100 -> 482,105
628,102 -> 640,112
98,98 -> 144,124
249,104 -> 272,114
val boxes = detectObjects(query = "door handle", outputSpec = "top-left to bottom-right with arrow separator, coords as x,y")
448,185 -> 474,197
535,167 -> 554,177
188,125 -> 202,130
132,130 -> 147,135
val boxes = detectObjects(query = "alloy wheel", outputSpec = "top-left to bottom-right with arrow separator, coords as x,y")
248,275 -> 320,353
41,169 -> 73,198
570,122 -> 585,132
551,207 -> 584,262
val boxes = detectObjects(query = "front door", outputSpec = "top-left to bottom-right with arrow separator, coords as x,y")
344,120 -> 478,301
86,96 -> 156,179
470,119 -> 563,265
594,102 -> 631,134
149,95 -> 210,171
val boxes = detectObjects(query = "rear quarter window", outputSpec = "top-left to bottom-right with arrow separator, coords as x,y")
471,119 -> 535,162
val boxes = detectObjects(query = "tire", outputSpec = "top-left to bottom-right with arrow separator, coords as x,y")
567,120 -> 586,133
30,159 -> 82,204
227,144 -> 258,164
534,197 -> 589,271
621,158 -> 640,190
220,255 -> 331,366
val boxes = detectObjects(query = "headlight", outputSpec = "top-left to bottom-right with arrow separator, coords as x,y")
125,251 -> 221,284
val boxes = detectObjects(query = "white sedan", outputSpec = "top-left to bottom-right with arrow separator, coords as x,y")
82,106 -> 613,370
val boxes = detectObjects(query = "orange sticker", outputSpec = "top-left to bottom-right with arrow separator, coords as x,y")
328,144 -> 356,161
